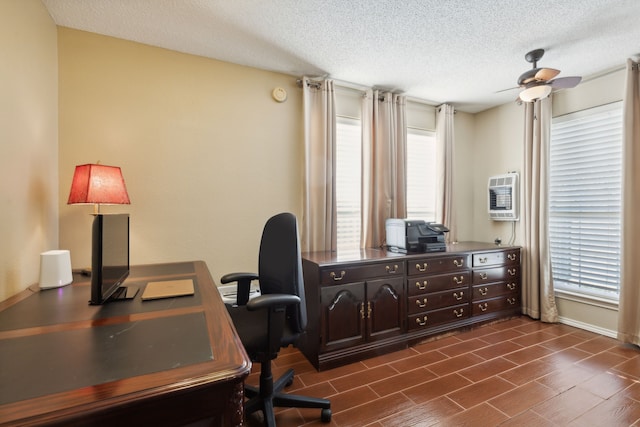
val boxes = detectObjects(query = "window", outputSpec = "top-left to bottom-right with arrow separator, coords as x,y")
335,119 -> 437,251
406,128 -> 437,221
549,102 -> 623,300
336,117 -> 362,251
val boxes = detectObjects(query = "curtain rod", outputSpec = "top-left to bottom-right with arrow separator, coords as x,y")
296,77 -> 450,109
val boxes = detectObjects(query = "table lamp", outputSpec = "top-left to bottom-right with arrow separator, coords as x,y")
67,163 -> 131,214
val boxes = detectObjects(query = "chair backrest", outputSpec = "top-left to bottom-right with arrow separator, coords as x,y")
258,212 -> 307,333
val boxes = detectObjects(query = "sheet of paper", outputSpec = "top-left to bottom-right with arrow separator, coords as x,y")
141,279 -> 194,300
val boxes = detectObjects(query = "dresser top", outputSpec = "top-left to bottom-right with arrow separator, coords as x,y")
302,241 -> 519,267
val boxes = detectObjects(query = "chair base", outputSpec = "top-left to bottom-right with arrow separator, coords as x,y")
245,367 -> 331,427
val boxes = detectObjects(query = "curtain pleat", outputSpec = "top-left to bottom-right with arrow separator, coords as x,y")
617,58 -> 640,344
361,91 -> 406,248
301,78 -> 337,252
435,104 -> 456,242
522,97 -> 558,322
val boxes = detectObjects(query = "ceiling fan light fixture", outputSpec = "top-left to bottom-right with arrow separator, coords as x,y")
519,84 -> 552,102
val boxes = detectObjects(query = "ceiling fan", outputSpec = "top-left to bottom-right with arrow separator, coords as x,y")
511,48 -> 582,102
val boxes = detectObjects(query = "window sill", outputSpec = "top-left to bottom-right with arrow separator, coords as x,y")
554,288 -> 619,311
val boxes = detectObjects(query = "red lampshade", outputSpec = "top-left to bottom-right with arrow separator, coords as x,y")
67,164 -> 131,209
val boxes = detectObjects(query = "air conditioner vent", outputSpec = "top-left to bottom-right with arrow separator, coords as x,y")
488,173 -> 519,221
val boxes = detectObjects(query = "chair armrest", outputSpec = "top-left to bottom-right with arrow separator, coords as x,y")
220,272 -> 258,284
246,294 -> 300,311
220,272 -> 259,306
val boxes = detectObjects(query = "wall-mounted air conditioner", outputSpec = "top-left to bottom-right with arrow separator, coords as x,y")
488,173 -> 519,221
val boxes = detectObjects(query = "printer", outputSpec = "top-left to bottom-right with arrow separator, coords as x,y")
385,218 -> 449,253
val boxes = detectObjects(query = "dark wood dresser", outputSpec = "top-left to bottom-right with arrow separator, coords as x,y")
300,242 -> 521,371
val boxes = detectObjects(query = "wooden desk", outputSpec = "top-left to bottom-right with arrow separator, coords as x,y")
0,261 -> 251,426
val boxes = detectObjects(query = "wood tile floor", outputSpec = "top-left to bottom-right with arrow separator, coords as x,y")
244,316 -> 640,426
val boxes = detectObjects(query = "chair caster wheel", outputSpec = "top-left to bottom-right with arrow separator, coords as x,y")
321,408 -> 332,423
285,377 -> 294,388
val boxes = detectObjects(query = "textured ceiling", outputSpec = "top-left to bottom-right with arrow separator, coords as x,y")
42,0 -> 640,113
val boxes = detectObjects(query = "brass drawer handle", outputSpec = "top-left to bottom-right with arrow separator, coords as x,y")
415,316 -> 428,326
508,268 -> 517,276
480,273 -> 488,280
415,280 -> 428,290
453,291 -> 464,301
507,283 -> 516,291
507,253 -> 517,261
360,302 -> 372,319
386,264 -> 399,274
479,287 -> 488,296
416,298 -> 428,308
416,262 -> 428,272
478,257 -> 488,264
453,259 -> 464,267
479,302 -> 488,312
330,271 -> 346,281
453,276 -> 464,285
454,308 -> 464,318
507,297 -> 517,305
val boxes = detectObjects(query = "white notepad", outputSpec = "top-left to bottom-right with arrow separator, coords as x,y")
141,279 -> 195,301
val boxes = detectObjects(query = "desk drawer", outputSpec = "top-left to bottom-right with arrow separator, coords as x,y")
473,266 -> 519,284
408,287 -> 468,314
408,303 -> 469,331
320,262 -> 405,285
408,272 -> 470,296
472,281 -> 519,300
472,295 -> 520,316
408,254 -> 469,276
473,249 -> 520,267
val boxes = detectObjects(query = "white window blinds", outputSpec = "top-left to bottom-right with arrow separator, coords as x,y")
336,117 -> 362,251
406,128 -> 437,221
549,102 -> 623,299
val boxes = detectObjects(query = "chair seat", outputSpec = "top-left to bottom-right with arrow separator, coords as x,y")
226,304 -> 299,357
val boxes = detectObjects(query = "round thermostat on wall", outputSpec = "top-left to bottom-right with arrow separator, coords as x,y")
272,87 -> 287,102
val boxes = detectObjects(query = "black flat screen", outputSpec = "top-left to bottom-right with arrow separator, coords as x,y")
90,214 -> 130,304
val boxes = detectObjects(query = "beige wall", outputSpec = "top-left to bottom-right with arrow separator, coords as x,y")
471,102 -> 524,245
0,0 -> 58,302
57,28 -> 304,284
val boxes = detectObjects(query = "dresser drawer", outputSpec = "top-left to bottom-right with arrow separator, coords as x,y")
408,272 -> 470,296
473,249 -> 520,267
320,261 -> 405,285
408,254 -> 470,276
473,266 -> 519,284
408,303 -> 469,331
472,295 -> 520,316
472,281 -> 519,300
408,287 -> 468,314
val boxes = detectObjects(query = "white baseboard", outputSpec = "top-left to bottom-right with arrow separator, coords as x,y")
557,316 -> 617,339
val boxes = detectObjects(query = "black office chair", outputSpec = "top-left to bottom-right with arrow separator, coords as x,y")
221,212 -> 331,427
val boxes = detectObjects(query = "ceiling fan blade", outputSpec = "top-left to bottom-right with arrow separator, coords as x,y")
517,68 -> 538,86
535,68 -> 560,81
495,86 -> 520,93
550,76 -> 582,89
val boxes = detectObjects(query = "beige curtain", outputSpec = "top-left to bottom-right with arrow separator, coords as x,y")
521,97 -> 558,322
617,58 -> 640,344
301,78 -> 337,252
435,104 -> 457,242
361,90 -> 407,248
